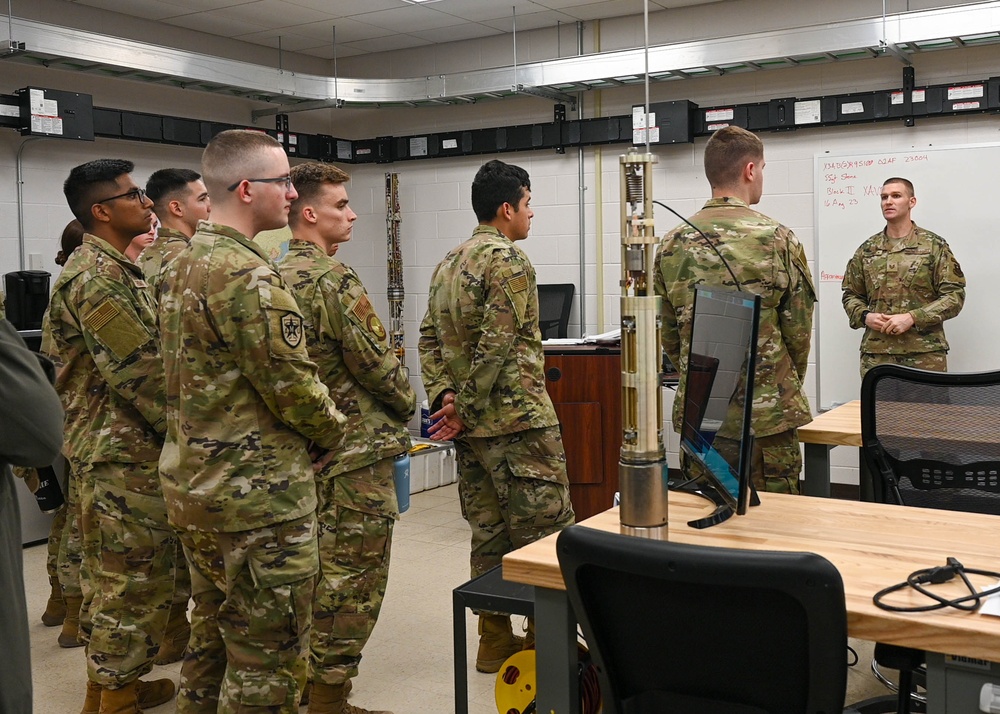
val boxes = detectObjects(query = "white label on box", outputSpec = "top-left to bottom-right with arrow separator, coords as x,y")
891,91 -> 905,105
705,108 -> 734,121
841,101 -> 865,115
706,122 -> 730,131
288,134 -> 297,146
948,84 -> 984,100
409,136 -> 428,156
794,99 -> 821,125
441,138 -> 458,150
912,89 -> 926,103
31,115 -> 63,135
29,88 -> 45,114
43,98 -> 58,116
952,101 -> 981,111
0,103 -> 18,117
632,127 -> 659,144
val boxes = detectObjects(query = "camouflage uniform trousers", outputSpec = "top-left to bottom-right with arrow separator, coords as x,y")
78,460 -> 177,688
860,351 -> 947,378
310,458 -> 396,687
177,514 -> 318,714
749,429 -> 802,495
56,464 -> 84,601
456,425 -> 576,580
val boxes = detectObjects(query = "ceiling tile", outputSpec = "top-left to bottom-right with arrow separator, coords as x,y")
73,0 -> 186,20
196,0 -> 332,27
163,12 -> 269,37
352,5 -> 467,33
284,17 -> 396,43
481,9 -> 582,32
428,0 -> 552,23
285,0 -> 403,13
409,23 -> 504,43
341,34 -> 433,54
232,30 -> 328,52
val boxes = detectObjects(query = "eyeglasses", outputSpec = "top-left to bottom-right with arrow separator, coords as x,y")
97,187 -> 147,204
227,176 -> 293,192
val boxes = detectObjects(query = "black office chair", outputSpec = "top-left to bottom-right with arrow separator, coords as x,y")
857,364 -> 1000,714
557,525 -> 850,714
537,283 -> 574,339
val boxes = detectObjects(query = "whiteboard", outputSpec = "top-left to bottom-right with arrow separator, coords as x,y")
815,143 -> 1000,411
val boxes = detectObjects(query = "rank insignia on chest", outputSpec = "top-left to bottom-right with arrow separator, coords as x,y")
280,313 -> 303,348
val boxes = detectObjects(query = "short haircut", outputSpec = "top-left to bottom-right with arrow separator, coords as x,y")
55,219 -> 85,267
201,129 -> 282,196
146,168 -> 202,213
288,162 -> 350,227
882,177 -> 915,196
471,159 -> 531,223
703,126 -> 764,189
63,159 -> 135,229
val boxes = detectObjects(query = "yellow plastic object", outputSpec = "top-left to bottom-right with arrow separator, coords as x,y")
494,649 -> 536,714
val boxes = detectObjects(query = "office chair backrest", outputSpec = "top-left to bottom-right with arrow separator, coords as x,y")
537,283 -> 574,339
557,525 -> 848,714
861,364 -> 1000,514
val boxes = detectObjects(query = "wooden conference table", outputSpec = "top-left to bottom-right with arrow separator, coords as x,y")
503,491 -> 1000,713
798,400 -> 862,498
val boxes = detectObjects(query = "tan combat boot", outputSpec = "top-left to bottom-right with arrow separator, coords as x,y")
80,679 -> 101,714
476,614 -> 524,673
59,594 -> 84,648
136,678 -> 176,709
153,601 -> 191,665
41,576 -> 66,626
308,682 -> 391,714
98,681 -> 140,714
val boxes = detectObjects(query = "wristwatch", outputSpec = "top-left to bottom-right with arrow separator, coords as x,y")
861,310 -> 871,325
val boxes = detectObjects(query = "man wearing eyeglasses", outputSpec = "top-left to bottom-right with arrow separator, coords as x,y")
47,159 -> 178,713
160,130 -> 348,713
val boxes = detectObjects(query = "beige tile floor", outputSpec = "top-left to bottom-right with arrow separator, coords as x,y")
23,482 -> 888,713
23,483 -> 509,714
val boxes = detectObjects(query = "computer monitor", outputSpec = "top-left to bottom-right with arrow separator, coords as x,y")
677,286 -> 761,528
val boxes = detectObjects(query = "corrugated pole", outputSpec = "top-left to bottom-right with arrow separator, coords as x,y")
618,0 -> 667,539
385,172 -> 406,368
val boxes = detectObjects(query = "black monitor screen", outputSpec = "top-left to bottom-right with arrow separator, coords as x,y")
679,286 -> 760,514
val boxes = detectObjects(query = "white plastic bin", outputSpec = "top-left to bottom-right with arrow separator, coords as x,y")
408,437 -> 458,494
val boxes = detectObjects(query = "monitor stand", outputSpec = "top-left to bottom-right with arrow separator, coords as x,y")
667,474 -> 760,529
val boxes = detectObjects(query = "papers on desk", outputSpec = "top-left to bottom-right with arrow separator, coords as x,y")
583,328 -> 621,345
983,580 -> 1000,618
541,328 -> 622,346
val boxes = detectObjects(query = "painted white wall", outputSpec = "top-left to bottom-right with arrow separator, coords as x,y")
2,0 -> 998,485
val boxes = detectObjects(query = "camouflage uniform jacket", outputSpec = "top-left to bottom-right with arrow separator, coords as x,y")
654,197 -> 816,438
279,239 -> 415,481
841,223 -> 965,355
418,225 -> 558,438
137,225 -> 189,302
45,234 -> 165,473
159,222 -> 346,532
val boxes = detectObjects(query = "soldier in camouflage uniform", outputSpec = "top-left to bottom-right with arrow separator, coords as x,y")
655,126 -> 816,495
50,159 -> 177,713
135,167 -> 211,667
280,162 -> 415,714
418,159 -> 575,673
841,177 -> 965,377
141,167 -> 211,299
160,130 -> 348,714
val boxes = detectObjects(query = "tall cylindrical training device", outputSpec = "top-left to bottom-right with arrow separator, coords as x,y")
619,148 -> 668,539
385,172 -> 406,367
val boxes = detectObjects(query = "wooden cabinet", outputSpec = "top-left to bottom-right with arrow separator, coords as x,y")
543,346 -> 622,521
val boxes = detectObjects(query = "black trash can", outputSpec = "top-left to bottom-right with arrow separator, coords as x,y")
4,270 -> 51,330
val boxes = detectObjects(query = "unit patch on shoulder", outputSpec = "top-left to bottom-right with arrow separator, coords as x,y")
506,271 -> 529,294
83,299 -> 151,362
367,313 -> 387,340
280,313 -> 303,348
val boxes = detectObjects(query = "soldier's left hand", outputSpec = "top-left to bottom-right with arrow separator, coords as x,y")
881,312 -> 915,336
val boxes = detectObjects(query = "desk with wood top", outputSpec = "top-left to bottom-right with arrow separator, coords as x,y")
503,491 -> 1000,713
798,400 -> 862,498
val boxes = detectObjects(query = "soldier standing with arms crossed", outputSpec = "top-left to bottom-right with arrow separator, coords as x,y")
280,162 -> 415,714
655,126 -> 816,495
418,159 -> 575,672
50,160 -> 177,713
160,130 -> 347,714
841,177 -> 965,376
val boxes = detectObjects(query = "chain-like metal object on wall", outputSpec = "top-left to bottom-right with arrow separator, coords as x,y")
618,148 -> 668,539
385,172 -> 405,366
